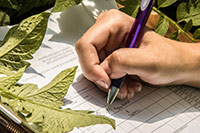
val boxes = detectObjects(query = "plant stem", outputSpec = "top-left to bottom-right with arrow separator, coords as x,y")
153,7 -> 196,42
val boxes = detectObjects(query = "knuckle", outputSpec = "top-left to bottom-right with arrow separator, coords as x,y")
97,11 -> 106,20
107,9 -> 120,15
110,50 -> 124,67
75,38 -> 85,52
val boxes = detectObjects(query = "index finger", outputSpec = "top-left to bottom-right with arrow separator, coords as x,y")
75,19 -> 111,87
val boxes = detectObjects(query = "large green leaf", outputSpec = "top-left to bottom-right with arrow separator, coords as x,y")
0,12 -> 50,71
0,66 -> 115,132
0,67 -> 25,90
26,66 -> 78,108
52,0 -> 82,13
154,16 -> 169,36
0,10 -> 10,26
177,2 -> 200,26
157,0 -> 178,8
119,0 -> 140,18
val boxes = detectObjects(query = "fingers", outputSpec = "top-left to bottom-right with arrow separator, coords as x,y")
75,29 -> 111,88
117,78 -> 142,99
101,48 -> 156,79
75,9 -> 134,89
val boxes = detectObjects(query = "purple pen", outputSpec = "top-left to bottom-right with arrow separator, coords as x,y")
107,0 -> 155,106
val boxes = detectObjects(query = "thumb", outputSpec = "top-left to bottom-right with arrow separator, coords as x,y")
101,48 -> 151,79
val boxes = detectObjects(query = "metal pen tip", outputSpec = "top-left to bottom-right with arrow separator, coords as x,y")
106,86 -> 119,106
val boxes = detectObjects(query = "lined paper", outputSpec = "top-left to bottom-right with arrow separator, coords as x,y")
67,77 -> 200,133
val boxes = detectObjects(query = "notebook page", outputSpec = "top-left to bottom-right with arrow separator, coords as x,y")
68,78 -> 200,133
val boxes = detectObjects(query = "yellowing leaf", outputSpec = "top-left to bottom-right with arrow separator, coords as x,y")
0,12 -> 50,71
52,0 -> 82,13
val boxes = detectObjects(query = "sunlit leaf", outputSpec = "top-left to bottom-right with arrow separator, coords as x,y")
0,67 -> 25,90
0,12 -> 50,71
52,0 -> 82,13
0,67 -> 115,132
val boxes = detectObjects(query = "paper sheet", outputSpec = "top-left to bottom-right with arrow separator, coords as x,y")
1,0 -> 200,132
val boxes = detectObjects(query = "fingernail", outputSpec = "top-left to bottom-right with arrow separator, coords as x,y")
134,85 -> 142,92
127,93 -> 134,99
96,80 -> 109,89
127,93 -> 131,99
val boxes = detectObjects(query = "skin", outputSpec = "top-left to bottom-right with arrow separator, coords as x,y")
75,9 -> 200,100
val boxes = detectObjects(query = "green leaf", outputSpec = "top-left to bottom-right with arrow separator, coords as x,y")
154,16 -> 169,36
0,0 -> 19,10
52,0 -> 82,13
183,19 -> 193,32
0,66 -> 14,75
0,67 -> 115,132
119,0 -> 140,18
0,12 -> 50,71
177,2 -> 200,26
21,101 -> 115,132
169,31 -> 179,41
0,67 -> 25,90
26,66 -> 78,108
0,10 -> 10,26
194,28 -> 200,39
157,0 -> 178,8
15,0 -> 55,17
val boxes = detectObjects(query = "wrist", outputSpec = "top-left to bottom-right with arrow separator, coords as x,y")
174,41 -> 200,88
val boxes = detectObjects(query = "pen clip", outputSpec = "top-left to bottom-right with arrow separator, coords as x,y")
141,0 -> 151,11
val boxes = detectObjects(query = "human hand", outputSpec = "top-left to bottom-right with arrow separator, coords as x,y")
75,9 -> 200,99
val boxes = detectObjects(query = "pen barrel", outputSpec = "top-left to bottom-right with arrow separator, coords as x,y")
111,76 -> 126,88
125,0 -> 154,48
